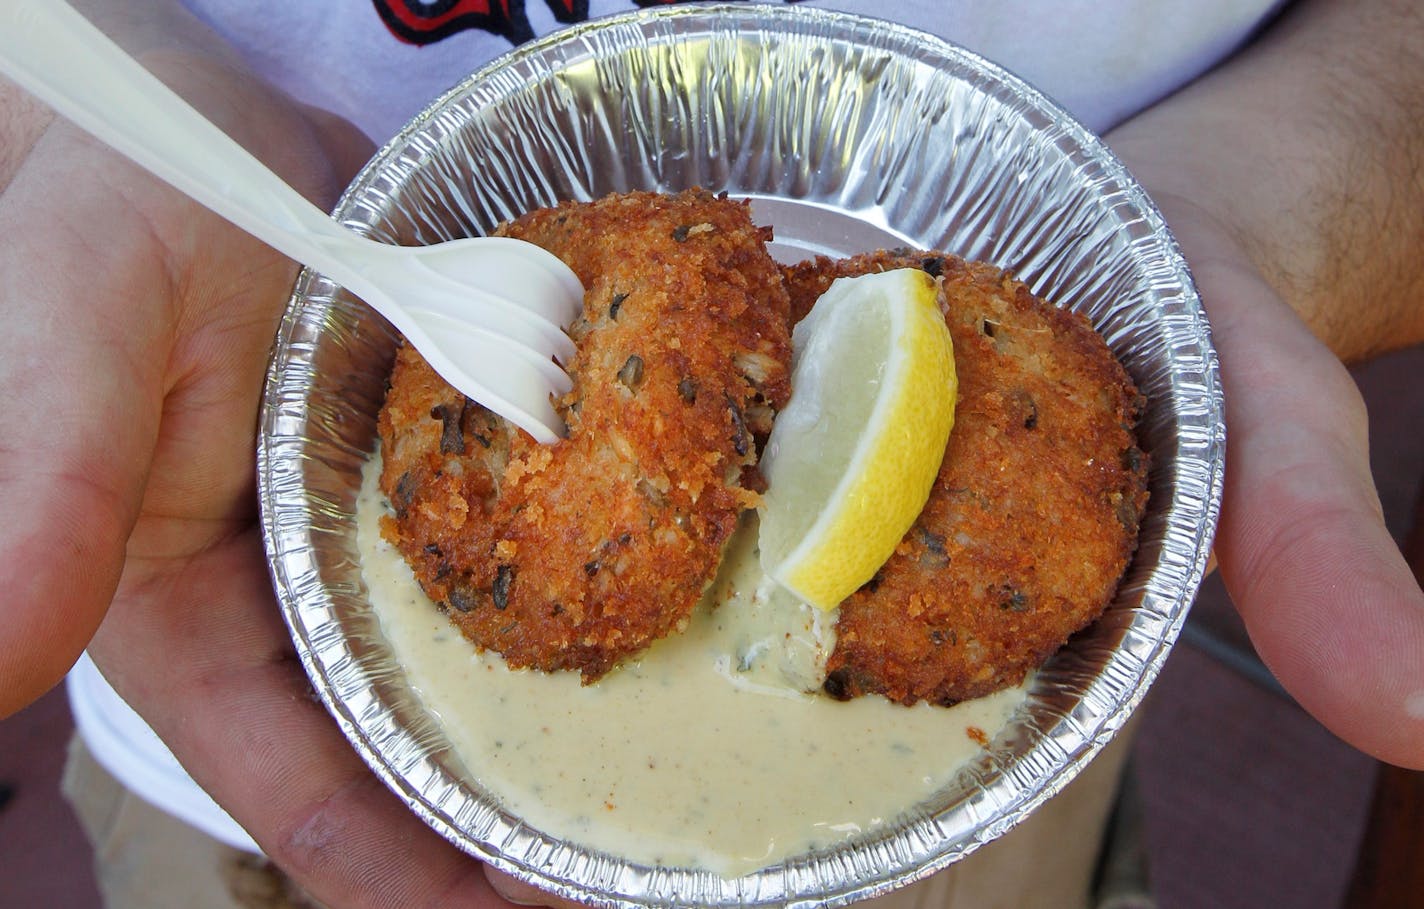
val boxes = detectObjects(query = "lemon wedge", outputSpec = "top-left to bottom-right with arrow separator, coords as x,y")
757,267 -> 956,610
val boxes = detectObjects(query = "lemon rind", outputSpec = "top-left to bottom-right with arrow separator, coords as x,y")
771,272 -> 956,610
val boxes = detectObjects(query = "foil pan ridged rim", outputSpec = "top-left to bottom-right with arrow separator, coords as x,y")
258,5 -> 1224,907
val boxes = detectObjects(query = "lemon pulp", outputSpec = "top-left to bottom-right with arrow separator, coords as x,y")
757,267 -> 957,610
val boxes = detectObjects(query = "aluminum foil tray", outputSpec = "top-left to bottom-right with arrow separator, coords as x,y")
258,5 -> 1225,906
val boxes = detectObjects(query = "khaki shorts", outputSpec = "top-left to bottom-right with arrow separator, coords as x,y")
61,736 -> 320,909
62,724 -> 1134,909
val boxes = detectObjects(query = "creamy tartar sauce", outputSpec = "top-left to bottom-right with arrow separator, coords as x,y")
356,453 -> 1025,875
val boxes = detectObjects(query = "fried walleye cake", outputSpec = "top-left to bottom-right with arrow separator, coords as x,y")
781,250 -> 1149,707
377,190 -> 791,680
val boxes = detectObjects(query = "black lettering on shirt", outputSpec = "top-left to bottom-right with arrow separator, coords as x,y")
540,0 -> 591,23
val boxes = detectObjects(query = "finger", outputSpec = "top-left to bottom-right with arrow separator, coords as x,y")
484,867 -> 586,908
0,126 -> 177,715
90,529 -> 520,909
0,54 -> 370,717
1203,263 -> 1424,768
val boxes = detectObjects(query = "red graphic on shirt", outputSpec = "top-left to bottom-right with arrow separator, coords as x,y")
374,1 -> 800,47
373,0 -> 535,45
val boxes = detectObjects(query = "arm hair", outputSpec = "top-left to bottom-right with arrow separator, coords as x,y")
1108,0 -> 1424,362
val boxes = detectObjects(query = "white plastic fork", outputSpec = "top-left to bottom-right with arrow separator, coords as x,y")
0,1 -> 583,443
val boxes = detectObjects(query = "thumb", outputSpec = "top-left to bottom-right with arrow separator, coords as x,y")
0,126 -> 172,715
1206,264 -> 1424,768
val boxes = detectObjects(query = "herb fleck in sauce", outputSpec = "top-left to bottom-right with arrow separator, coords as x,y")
357,452 -> 1024,875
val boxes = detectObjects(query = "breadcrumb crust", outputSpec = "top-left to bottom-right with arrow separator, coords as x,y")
781,249 -> 1149,706
377,190 -> 791,680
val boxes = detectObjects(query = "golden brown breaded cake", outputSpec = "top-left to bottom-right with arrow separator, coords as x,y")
378,189 -> 791,681
780,250 -> 1149,707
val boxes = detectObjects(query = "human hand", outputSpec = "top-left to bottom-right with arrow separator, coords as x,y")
0,54 -> 552,906
1100,0 -> 1424,770
1123,190 -> 1424,769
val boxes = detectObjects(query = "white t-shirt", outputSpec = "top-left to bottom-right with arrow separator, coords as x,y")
72,0 -> 1285,855
180,0 -> 1284,142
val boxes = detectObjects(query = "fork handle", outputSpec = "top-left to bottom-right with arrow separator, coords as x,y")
0,0 -> 573,442
0,0 -> 376,284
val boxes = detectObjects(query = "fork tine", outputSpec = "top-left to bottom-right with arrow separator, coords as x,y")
406,293 -> 576,367
410,309 -> 573,394
397,253 -> 579,365
415,237 -> 584,326
404,316 -> 567,442
430,283 -> 577,365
